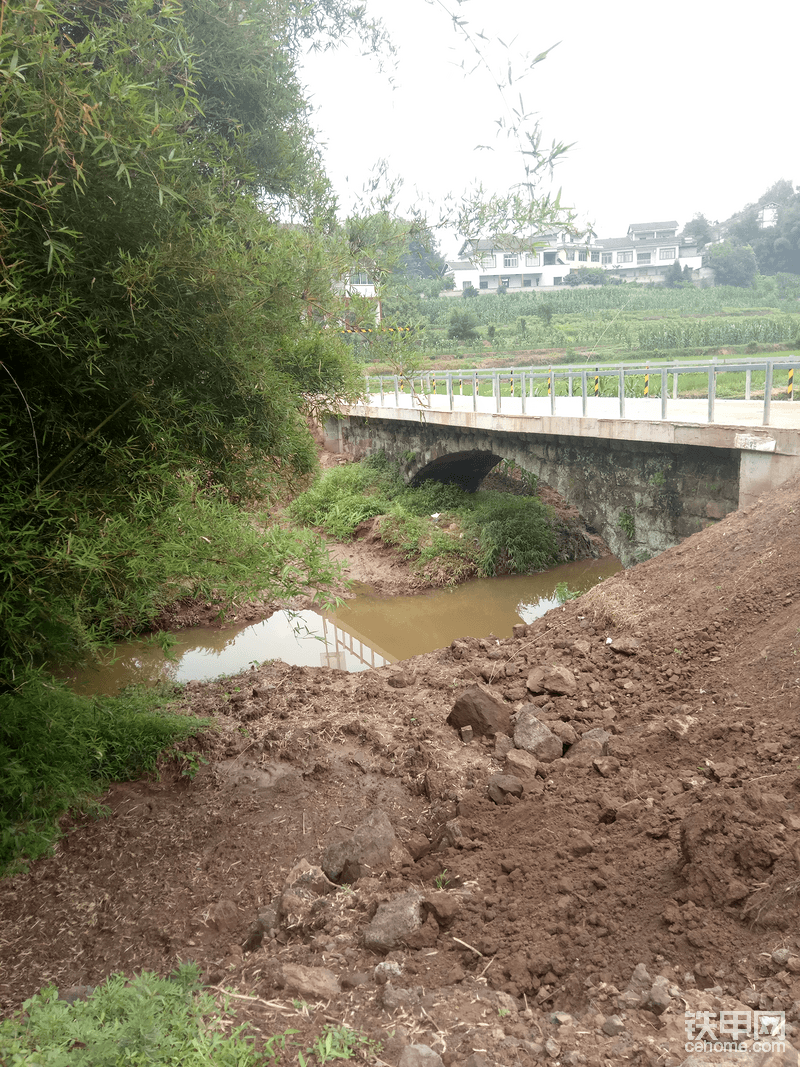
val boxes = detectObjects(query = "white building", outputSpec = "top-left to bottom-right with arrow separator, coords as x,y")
447,221 -> 704,291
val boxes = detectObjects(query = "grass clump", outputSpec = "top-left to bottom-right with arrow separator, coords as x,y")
290,457 -> 559,584
0,672 -> 209,875
0,963 -> 284,1066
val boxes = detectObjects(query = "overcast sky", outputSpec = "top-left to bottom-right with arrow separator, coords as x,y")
300,0 -> 797,259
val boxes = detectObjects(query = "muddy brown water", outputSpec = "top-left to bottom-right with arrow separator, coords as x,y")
61,556 -> 621,695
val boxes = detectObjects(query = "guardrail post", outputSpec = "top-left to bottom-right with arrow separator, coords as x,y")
380,376 -> 385,406
568,370 -> 573,398
707,365 -> 716,423
661,369 -> 667,420
494,371 -> 501,413
394,375 -> 399,406
473,371 -> 478,413
745,368 -> 752,400
521,370 -> 526,415
581,370 -> 587,417
763,361 -> 773,425
673,371 -> 678,399
447,372 -> 453,412
789,367 -> 794,401
618,365 -> 625,419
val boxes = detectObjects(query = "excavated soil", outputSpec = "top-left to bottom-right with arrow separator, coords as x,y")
3,473 -> 800,1066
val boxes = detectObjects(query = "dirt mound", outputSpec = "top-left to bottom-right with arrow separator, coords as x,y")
3,476 -> 800,1065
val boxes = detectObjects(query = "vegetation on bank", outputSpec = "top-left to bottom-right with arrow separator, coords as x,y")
0,962 -> 380,1066
0,679 -> 210,875
288,455 -> 559,584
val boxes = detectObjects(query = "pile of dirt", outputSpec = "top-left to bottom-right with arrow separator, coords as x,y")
2,476 -> 800,1066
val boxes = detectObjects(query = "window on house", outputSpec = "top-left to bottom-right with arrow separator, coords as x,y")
544,252 -> 557,265
479,279 -> 489,289
503,254 -> 518,268
525,253 -> 539,266
591,252 -> 600,262
554,276 -> 563,285
659,248 -> 677,260
462,281 -> 474,289
523,278 -> 532,287
617,251 -> 633,263
637,253 -> 651,264
602,253 -> 612,264
566,251 -> 575,261
481,254 -> 495,268
578,251 -> 588,262
349,271 -> 370,285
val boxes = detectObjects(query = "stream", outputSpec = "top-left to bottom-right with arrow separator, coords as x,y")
61,556 -> 620,695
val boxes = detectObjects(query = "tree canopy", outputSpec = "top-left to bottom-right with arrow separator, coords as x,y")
724,180 -> 800,276
0,0 -> 380,673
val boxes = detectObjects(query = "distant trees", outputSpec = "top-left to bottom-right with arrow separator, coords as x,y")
724,181 -> 800,275
682,213 -> 714,249
706,242 -> 759,287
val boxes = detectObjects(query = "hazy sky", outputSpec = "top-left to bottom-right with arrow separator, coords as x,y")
300,0 -> 797,258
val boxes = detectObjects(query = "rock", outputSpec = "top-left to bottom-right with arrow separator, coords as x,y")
397,1045 -> 445,1067
526,664 -> 577,696
494,733 -> 514,758
388,671 -> 416,688
207,899 -> 241,933
601,1014 -> 626,1036
608,636 -> 640,655
281,963 -> 340,1000
565,738 -> 605,763
592,756 -> 621,778
625,963 -> 653,1002
514,707 -> 564,763
447,684 -> 512,738
772,948 -> 792,967
460,725 -> 474,743
487,773 -> 524,804
363,891 -> 425,952
322,809 -> 412,883
550,721 -> 579,745
284,859 -> 338,896
404,831 -> 431,861
505,748 -> 542,778
582,727 -> 612,750
433,818 -> 465,851
374,960 -> 403,984
422,890 -> 461,927
570,831 -> 595,856
58,985 -> 95,1004
646,975 -> 672,1015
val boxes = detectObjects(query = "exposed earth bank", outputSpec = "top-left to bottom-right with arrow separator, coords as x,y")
3,474 -> 800,1067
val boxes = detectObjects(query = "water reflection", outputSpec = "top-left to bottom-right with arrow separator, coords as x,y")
61,556 -> 620,695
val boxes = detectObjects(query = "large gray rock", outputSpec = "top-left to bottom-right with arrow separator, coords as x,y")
322,809 -> 412,883
447,683 -> 512,738
363,891 -> 425,952
514,707 -> 564,763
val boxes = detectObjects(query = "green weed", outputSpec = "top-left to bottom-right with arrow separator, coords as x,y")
300,1024 -> 382,1066
0,963 -> 284,1066
0,671 -> 209,874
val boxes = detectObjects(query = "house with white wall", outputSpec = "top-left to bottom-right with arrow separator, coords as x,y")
447,221 -> 704,291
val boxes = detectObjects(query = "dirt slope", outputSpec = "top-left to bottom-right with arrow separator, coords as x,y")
2,476 -> 800,1066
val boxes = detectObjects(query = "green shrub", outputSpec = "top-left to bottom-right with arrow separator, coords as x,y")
0,673 -> 208,874
0,963 -> 278,1066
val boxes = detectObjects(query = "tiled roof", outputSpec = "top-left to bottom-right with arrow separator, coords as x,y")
628,221 -> 678,231
446,260 -> 473,271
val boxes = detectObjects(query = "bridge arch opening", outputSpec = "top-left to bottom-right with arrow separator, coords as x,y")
408,450 -> 502,493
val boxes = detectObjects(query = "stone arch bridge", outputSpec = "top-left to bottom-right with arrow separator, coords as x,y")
323,405 -> 800,564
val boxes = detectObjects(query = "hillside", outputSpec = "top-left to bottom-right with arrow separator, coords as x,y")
2,475 -> 800,1065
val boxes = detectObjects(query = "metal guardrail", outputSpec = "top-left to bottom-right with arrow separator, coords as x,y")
363,357 -> 798,427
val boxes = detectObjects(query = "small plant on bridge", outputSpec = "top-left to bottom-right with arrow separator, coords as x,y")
618,508 -> 636,541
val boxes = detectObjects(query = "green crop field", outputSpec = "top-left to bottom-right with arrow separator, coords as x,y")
368,276 -> 800,374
